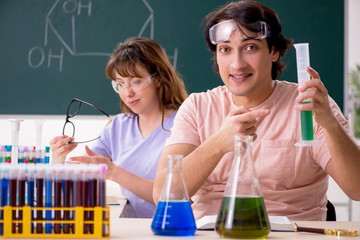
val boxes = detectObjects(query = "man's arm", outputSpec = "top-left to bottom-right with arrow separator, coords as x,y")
153,107 -> 270,203
153,137 -> 226,203
324,120 -> 360,200
297,67 -> 360,200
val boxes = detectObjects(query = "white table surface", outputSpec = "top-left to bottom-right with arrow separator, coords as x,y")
108,206 -> 360,239
106,180 -> 360,239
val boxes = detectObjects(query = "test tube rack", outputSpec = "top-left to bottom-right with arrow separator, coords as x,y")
0,145 -> 50,164
0,163 -> 109,238
0,205 -> 110,238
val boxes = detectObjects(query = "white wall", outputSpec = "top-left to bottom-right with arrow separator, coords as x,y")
0,0 -> 359,222
348,0 -> 360,71
335,0 -> 360,222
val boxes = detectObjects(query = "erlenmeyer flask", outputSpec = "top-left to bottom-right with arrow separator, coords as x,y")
215,135 -> 270,239
151,155 -> 196,236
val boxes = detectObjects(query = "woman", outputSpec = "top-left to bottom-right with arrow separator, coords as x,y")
50,37 -> 188,218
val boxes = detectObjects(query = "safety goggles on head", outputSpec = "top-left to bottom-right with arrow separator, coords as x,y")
209,19 -> 270,45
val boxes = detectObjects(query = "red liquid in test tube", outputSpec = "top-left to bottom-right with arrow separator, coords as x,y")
63,166 -> 73,234
9,166 -> 17,233
17,165 -> 26,233
54,167 -> 63,234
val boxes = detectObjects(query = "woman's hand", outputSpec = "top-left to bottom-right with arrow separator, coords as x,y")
67,146 -> 114,179
49,135 -> 77,164
68,146 -> 155,203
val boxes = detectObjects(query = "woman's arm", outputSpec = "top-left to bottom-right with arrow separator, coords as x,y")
68,146 -> 155,204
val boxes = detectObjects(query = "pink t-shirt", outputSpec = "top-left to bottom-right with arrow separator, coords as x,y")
166,80 -> 353,221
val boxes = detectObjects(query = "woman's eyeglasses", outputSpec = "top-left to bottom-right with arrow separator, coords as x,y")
62,98 -> 109,144
111,76 -> 152,94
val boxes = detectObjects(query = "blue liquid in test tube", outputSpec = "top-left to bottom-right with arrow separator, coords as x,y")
0,164 -> 9,236
45,166 -> 53,234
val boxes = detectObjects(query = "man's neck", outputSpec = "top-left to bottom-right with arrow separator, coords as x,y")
231,80 -> 276,108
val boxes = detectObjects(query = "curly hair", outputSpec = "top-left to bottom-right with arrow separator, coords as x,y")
203,0 -> 293,80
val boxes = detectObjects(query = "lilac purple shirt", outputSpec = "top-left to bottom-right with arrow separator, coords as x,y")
91,111 -> 177,218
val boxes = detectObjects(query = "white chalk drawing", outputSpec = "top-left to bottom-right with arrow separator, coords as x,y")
28,0 -> 178,72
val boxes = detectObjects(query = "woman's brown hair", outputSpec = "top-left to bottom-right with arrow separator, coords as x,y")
105,37 -> 188,127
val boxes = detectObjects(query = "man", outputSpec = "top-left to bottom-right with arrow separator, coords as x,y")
153,0 -> 360,221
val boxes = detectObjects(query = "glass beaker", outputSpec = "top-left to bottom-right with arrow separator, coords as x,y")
215,135 -> 270,239
151,155 -> 196,236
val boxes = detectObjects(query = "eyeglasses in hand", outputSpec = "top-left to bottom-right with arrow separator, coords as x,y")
62,98 -> 110,144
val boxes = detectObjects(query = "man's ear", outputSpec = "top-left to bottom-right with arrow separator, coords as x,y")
271,47 -> 280,62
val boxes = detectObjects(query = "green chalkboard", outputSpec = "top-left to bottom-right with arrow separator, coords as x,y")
0,0 -> 344,115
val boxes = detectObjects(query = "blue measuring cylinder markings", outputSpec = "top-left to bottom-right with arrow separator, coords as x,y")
151,200 -> 196,236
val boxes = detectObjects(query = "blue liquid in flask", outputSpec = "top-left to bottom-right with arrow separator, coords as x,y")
151,200 -> 196,236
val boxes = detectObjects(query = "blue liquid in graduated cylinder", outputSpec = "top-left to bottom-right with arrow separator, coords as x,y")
151,200 -> 196,236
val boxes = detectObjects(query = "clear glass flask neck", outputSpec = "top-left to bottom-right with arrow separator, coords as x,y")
158,155 -> 190,202
225,135 -> 261,197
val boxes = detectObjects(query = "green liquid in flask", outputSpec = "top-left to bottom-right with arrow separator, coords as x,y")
215,196 -> 270,239
300,108 -> 314,141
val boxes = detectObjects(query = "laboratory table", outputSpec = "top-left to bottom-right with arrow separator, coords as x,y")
109,204 -> 360,239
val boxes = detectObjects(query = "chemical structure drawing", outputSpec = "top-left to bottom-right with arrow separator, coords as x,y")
27,0 -> 178,72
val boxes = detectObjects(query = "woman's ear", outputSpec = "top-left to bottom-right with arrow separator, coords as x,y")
155,77 -> 161,87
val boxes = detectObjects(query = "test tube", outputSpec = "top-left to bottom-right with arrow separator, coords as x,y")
54,165 -> 63,234
35,147 -> 41,164
8,165 -> 17,233
0,163 -> 10,236
18,146 -> 25,164
0,145 -> 5,163
44,146 -> 50,164
63,165 -> 73,234
45,166 -> 53,234
88,165 -> 98,234
98,164 -> 108,237
26,164 -> 36,233
0,146 -> 2,163
24,146 -> 29,164
5,145 -> 11,163
294,43 -> 319,146
30,146 -> 36,163
36,164 -> 45,233
83,165 -> 90,234
72,165 -> 83,234
35,120 -> 44,155
9,119 -> 23,165
17,165 -> 26,233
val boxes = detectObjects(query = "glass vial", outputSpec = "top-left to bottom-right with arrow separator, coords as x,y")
216,135 -> 270,239
151,155 -> 196,236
